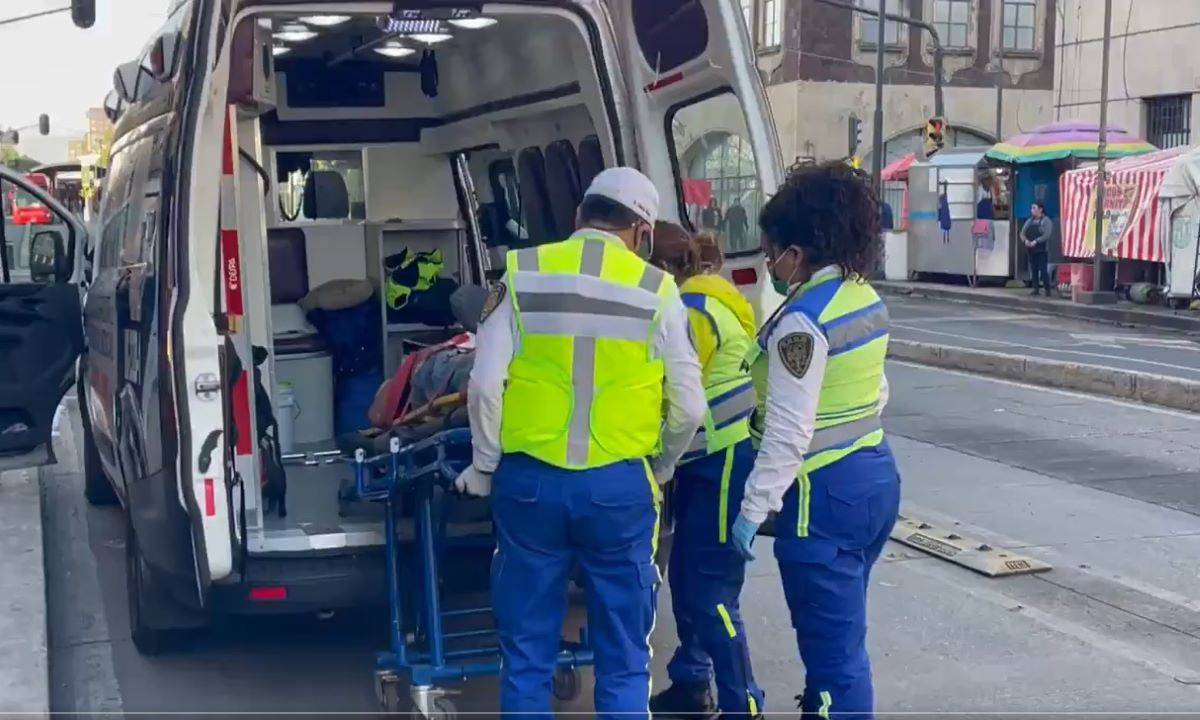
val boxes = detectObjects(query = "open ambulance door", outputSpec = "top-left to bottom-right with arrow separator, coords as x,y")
605,0 -> 785,320
0,166 -> 87,471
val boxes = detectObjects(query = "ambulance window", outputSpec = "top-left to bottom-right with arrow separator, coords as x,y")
0,178 -> 73,284
632,0 -> 709,74
668,91 -> 763,256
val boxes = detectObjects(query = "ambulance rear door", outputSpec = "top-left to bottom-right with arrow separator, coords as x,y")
603,0 -> 784,319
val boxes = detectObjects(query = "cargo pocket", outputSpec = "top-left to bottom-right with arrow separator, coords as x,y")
824,480 -> 876,551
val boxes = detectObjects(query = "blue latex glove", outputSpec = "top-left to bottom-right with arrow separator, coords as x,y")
731,513 -> 760,561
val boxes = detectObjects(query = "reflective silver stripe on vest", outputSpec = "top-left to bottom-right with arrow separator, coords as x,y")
568,336 -> 598,466
805,415 -> 882,457
512,271 -> 662,342
710,382 -> 756,430
825,302 -> 889,355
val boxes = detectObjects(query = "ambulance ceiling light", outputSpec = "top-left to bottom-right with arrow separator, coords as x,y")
300,14 -> 351,27
448,17 -> 497,30
375,42 -> 416,58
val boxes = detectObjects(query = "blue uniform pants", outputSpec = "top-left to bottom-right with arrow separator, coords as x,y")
491,453 -> 660,720
666,440 -> 765,717
774,443 -> 901,720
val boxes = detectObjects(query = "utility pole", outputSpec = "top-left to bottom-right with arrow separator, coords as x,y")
812,0 -> 946,189
872,1 -> 887,191
1080,0 -> 1116,305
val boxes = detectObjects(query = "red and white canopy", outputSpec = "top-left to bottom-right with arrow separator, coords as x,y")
1060,146 -> 1191,261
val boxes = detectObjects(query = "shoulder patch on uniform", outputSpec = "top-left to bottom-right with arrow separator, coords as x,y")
481,282 -> 507,324
778,332 -> 815,379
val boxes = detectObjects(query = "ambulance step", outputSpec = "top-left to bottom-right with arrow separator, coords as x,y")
889,515 -> 1052,577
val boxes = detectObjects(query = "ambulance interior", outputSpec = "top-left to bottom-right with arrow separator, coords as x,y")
225,8 -> 617,553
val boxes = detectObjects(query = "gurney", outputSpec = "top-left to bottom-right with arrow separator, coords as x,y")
349,428 -> 594,718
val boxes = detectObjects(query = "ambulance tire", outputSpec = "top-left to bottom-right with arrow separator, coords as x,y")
79,373 -> 118,506
125,518 -> 196,655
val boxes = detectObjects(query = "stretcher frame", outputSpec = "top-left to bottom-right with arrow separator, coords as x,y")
350,428 -> 593,718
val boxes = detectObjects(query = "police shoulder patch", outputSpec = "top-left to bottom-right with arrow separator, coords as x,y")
481,282 -> 507,324
778,332 -> 815,379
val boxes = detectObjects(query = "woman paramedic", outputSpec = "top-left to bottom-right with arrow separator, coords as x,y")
647,225 -> 765,720
730,161 -> 900,720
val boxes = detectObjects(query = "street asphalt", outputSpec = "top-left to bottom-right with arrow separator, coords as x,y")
888,294 -> 1200,383
40,363 -> 1200,716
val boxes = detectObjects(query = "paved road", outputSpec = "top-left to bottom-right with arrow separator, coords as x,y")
46,365 -> 1200,715
889,294 -> 1200,383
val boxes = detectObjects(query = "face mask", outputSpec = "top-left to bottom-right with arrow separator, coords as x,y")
769,248 -> 797,295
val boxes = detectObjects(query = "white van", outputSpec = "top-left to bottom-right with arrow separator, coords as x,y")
0,0 -> 782,654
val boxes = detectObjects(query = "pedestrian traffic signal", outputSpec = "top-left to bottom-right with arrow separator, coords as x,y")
71,0 -> 95,28
38,114 -> 49,136
924,117 -> 947,158
848,114 -> 863,157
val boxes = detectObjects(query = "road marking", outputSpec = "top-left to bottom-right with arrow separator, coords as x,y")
890,313 -> 1026,324
892,323 -> 1200,376
889,360 -> 1200,422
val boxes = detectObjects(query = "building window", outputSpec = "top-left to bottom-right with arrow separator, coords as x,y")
933,0 -> 971,48
1001,0 -> 1036,51
760,0 -> 782,47
860,0 -> 905,47
741,0 -> 754,34
1145,95 -> 1192,149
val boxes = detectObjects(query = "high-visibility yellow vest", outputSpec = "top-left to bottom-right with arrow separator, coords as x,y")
500,231 -> 673,470
678,275 -> 756,464
749,270 -> 888,474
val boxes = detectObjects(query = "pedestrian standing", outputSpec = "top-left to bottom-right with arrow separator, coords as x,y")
648,223 -> 765,720
730,161 -> 900,720
1021,201 -> 1055,296
456,167 -> 707,719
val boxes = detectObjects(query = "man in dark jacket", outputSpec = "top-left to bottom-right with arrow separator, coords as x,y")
1021,201 -> 1055,296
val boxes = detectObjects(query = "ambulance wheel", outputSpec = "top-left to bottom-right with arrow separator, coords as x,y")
126,518 -> 199,655
553,666 -> 582,702
79,375 -> 118,506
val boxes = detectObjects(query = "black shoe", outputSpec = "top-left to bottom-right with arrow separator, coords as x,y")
650,681 -> 717,719
1031,289 -> 1041,296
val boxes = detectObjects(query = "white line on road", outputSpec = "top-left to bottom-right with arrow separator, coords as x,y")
888,314 -> 1027,324
892,323 -> 1200,376
889,360 -> 1200,422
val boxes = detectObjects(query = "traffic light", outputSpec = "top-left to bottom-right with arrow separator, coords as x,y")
71,0 -> 95,29
848,114 -> 863,157
924,117 -> 947,158
38,114 -> 49,136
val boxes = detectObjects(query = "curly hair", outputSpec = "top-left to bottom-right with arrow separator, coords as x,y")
758,160 -> 881,279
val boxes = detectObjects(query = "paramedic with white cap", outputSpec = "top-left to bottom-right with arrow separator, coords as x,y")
456,167 -> 707,718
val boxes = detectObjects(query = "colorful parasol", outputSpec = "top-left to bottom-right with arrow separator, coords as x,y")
985,120 -> 1156,164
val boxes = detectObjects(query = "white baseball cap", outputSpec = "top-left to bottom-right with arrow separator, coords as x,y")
583,167 -> 660,226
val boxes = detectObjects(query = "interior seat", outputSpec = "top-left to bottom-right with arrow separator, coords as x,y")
516,146 -> 556,246
267,227 -> 326,355
544,139 -> 583,240
303,170 -> 350,220
578,135 -> 606,192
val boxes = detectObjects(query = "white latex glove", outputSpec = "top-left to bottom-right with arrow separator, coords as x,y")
454,466 -> 493,497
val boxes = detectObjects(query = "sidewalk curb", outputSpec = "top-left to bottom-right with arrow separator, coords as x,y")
878,282 -> 1200,335
890,339 -> 1200,413
0,465 -> 49,719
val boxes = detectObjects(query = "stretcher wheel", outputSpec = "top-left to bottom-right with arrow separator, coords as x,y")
375,672 -> 405,715
553,666 -> 582,702
428,697 -> 458,720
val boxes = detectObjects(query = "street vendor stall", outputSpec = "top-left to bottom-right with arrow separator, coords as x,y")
1161,147 -> 1200,302
907,148 -> 1009,284
1061,146 -> 1200,301
881,153 -> 915,280
985,120 -> 1155,282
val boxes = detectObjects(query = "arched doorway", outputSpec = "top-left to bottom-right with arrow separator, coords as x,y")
881,125 -> 995,166
681,131 -> 763,253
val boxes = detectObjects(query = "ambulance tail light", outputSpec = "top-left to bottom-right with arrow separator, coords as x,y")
731,268 -> 758,286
